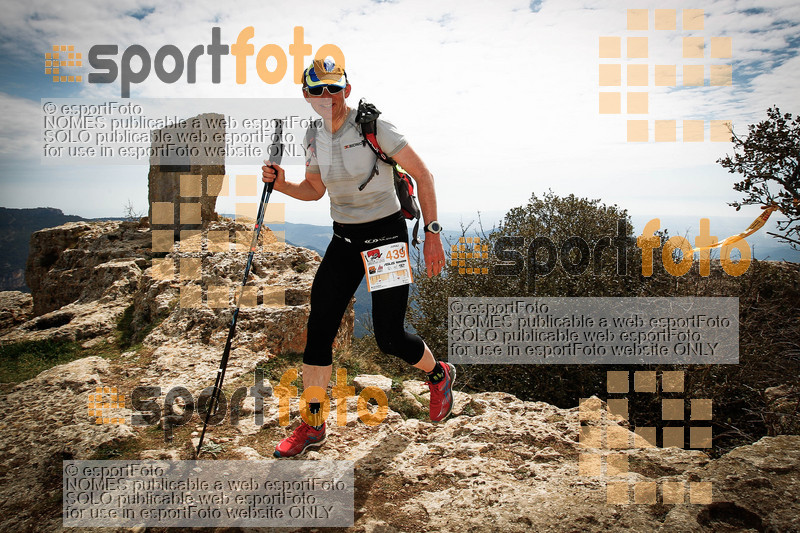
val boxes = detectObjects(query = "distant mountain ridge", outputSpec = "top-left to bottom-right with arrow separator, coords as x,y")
272,221 -> 333,256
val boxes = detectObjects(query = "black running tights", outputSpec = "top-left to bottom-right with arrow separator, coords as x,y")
302,212 -> 425,367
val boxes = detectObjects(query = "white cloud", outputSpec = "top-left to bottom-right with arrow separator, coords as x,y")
0,92 -> 41,158
0,0 -> 797,227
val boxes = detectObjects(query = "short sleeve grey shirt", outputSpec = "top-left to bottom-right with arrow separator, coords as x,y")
304,108 -> 408,224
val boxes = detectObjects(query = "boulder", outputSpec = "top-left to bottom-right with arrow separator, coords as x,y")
24,220 -> 151,317
4,225 -> 149,343
354,374 -> 393,396
129,218 -> 352,363
1,298 -> 128,343
1,356 -> 798,533
659,435 -> 800,532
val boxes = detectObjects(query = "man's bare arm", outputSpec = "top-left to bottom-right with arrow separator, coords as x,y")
262,162 -> 326,201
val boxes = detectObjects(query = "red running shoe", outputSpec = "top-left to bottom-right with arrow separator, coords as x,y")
273,422 -> 326,458
426,362 -> 456,422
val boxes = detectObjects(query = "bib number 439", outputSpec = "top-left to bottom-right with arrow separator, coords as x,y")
361,242 -> 413,292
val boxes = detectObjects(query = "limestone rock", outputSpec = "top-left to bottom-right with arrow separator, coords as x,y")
139,449 -> 181,461
402,379 -> 429,397
4,204 -> 798,532
659,435 -> 800,532
0,291 -> 32,334
1,295 -> 132,344
5,249 -> 147,340
7,216 -> 355,354
272,390 -> 700,532
0,356 -> 135,532
131,218 -> 352,360
25,220 -> 151,316
398,388 -> 424,412
232,446 -> 263,460
25,221 -> 91,313
354,374 -> 393,395
3,356 -> 799,533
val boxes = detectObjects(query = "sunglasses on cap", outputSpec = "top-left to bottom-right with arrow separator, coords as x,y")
304,84 -> 345,96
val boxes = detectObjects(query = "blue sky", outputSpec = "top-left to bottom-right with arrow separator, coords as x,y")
0,0 -> 798,259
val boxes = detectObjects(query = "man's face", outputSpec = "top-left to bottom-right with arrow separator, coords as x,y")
304,83 -> 351,122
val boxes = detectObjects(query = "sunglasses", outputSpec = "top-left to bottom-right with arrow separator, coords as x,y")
304,84 -> 345,96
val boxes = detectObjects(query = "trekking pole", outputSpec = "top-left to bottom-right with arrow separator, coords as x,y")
194,118 -> 284,459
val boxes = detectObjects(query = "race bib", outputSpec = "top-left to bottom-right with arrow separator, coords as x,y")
360,242 -> 413,292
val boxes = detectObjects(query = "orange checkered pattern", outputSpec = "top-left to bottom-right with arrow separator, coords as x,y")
578,370 -> 713,504
599,9 -> 733,142
87,386 -> 125,424
451,237 -> 489,275
47,45 -> 82,83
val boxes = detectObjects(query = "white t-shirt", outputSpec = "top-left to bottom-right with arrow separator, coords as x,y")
305,108 -> 407,224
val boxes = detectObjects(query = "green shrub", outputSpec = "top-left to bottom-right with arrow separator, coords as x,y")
409,191 -> 800,455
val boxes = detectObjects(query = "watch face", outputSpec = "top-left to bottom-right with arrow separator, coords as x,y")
427,221 -> 442,233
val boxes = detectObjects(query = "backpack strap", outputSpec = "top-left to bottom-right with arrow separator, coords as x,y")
356,100 -> 394,165
355,99 -> 422,247
356,100 -> 392,192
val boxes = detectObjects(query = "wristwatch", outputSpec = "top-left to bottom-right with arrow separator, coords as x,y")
424,221 -> 442,234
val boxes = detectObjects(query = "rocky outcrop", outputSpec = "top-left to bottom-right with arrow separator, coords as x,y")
2,360 -> 798,533
2,221 -> 151,344
3,206 -> 797,531
5,218 -> 353,354
122,217 -> 351,392
659,435 -> 800,532
24,220 -> 151,317
233,390 -> 799,533
354,374 -> 393,395
0,291 -> 32,334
